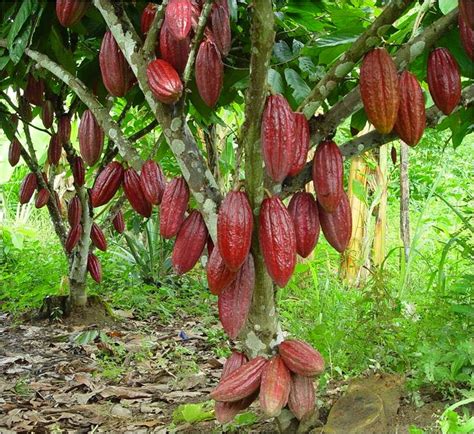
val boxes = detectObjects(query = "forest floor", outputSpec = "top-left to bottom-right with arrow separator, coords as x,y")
0,302 -> 446,433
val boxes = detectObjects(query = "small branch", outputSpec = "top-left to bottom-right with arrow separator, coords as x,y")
142,0 -> 168,59
128,119 -> 158,142
299,0 -> 412,116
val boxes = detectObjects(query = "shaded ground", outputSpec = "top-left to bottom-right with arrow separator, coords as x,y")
0,310 -> 447,432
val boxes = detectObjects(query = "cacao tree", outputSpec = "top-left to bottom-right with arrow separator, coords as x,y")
0,0 -> 473,429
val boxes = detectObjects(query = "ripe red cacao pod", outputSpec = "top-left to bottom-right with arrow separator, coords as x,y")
113,210 -> 125,234
459,12 -> 474,61
35,189 -> 50,209
211,2 -> 231,56
56,0 -> 88,27
90,161 -> 124,207
172,210 -> 208,274
217,191 -> 253,271
360,48 -> 400,134
218,254 -> 255,339
87,253 -> 102,283
210,356 -> 267,402
160,177 -> 190,238
141,2 -> 157,34
195,39 -> 223,107
99,31 -> 134,97
8,138 -> 21,167
318,192 -> 352,253
261,94 -> 296,183
160,22 -> 191,75
259,355 -> 291,418
91,222 -> 107,251
48,134 -> 62,166
165,0 -> 192,40
24,74 -> 44,106
394,71 -> 426,147
79,109 -> 104,166
72,156 -> 86,187
288,374 -> 315,421
68,196 -> 82,228
123,168 -> 152,218
427,48 -> 461,115
460,0 -> 474,30
278,339 -> 325,377
206,245 -> 237,295
58,114 -> 71,144
65,224 -> 82,253
19,173 -> 38,204
190,0 -> 201,30
215,352 -> 258,424
41,100 -> 54,129
312,140 -> 343,213
147,59 -> 183,104
139,160 -> 166,205
259,196 -> 296,287
288,192 -> 320,258
288,113 -> 310,177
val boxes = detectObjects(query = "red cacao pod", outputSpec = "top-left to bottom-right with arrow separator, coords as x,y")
460,0 -> 474,30
312,140 -> 343,213
210,356 -> 267,402
56,0 -> 88,27
19,173 -> 38,204
123,168 -> 152,218
222,352 -> 248,378
394,71 -> 426,146
172,210 -> 208,274
41,100 -> 54,129
141,2 -> 157,34
91,222 -> 107,251
288,374 -> 315,421
427,48 -> 461,115
195,39 -> 223,107
288,113 -> 309,177
8,138 -> 21,167
259,196 -> 296,287
165,0 -> 192,40
65,224 -> 82,253
318,192 -> 352,253
68,195 -> 82,228
147,59 -> 183,104
207,245 -> 237,295
190,0 -> 201,30
160,22 -> 191,75
207,236 -> 214,256
160,177 -> 190,238
72,156 -> 86,187
391,146 -> 397,165
87,253 -> 102,283
259,355 -> 291,418
459,12 -> 474,61
48,134 -> 62,166
139,160 -> 166,205
58,114 -> 71,144
112,210 -> 125,234
360,47 -> 400,134
79,109 -> 104,166
217,191 -> 253,271
218,254 -> 255,339
211,2 -> 231,56
35,189 -> 50,209
24,74 -> 44,107
90,161 -> 124,207
261,94 -> 296,183
99,31 -> 134,97
287,192 -> 320,258
278,339 -> 324,377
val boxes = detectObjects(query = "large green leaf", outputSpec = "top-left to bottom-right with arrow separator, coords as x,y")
284,68 -> 311,103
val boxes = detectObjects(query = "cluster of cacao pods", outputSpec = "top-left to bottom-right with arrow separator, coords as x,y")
18,171 -> 59,211
211,339 -> 324,422
360,43 -> 461,146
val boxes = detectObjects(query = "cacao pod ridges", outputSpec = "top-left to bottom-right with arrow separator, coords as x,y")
160,177 -> 190,239
165,0 -> 192,40
278,339 -> 325,377
259,355 -> 291,418
147,59 -> 183,104
123,168 -> 152,218
87,253 -> 102,283
90,161 -> 124,208
195,39 -> 223,108
112,210 -> 125,234
56,0 -> 89,27
139,160 -> 166,205
288,374 -> 315,421
79,109 -> 104,166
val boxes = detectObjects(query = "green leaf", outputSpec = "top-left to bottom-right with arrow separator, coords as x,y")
438,0 -> 457,14
173,403 -> 214,423
284,68 -> 311,103
274,41 -> 293,63
7,0 -> 36,47
73,330 -> 99,346
0,56 -> 10,71
9,21 -> 33,64
351,178 -> 367,204
49,26 -> 76,74
267,68 -> 284,94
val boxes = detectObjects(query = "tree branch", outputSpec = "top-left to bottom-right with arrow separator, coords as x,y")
299,0 -> 412,117
283,83 -> 474,197
142,0 -> 168,59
